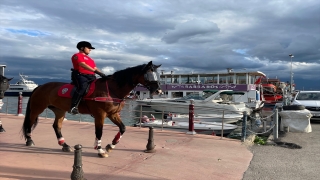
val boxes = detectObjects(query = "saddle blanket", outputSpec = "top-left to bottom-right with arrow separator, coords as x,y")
57,80 -> 96,98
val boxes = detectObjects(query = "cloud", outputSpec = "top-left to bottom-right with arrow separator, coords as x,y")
0,0 -> 319,90
162,19 -> 220,44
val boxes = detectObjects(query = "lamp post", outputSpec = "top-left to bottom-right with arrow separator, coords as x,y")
289,54 -> 294,93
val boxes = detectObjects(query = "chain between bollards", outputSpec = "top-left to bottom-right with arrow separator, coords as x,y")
71,144 -> 86,180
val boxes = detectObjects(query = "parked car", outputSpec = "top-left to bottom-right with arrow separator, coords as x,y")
291,91 -> 320,120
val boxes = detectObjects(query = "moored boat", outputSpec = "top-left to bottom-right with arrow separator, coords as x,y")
136,89 -> 252,115
5,74 -> 38,96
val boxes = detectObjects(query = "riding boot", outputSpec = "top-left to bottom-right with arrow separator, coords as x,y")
69,92 -> 82,115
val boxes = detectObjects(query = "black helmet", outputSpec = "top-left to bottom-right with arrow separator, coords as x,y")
76,41 -> 95,50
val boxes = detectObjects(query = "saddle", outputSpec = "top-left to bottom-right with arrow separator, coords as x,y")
57,80 -> 97,99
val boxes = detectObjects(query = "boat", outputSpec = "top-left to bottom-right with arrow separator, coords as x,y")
134,69 -> 266,111
136,89 -> 252,115
5,74 -> 38,96
134,119 -> 238,135
260,78 -> 286,103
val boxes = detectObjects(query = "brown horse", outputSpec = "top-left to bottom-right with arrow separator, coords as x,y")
21,61 -> 161,157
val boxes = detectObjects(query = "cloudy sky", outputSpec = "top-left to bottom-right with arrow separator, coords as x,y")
1,0 -> 319,89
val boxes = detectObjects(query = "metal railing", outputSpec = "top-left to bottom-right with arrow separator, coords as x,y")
2,96 -> 283,141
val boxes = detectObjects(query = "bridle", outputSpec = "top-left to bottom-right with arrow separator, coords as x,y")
141,69 -> 161,92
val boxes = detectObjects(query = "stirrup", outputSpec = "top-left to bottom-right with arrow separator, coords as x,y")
69,107 -> 79,115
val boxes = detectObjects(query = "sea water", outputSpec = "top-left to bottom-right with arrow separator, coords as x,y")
0,97 -> 158,126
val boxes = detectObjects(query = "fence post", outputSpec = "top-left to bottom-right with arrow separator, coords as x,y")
241,111 -> 247,142
187,99 -> 196,135
273,108 -> 279,140
16,92 -> 24,116
139,105 -> 142,128
220,110 -> 224,139
6,98 -> 8,115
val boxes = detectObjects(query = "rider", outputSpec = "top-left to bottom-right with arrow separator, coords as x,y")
69,41 -> 106,115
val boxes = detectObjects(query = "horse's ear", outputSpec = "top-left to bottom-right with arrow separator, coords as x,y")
8,77 -> 13,82
143,61 -> 153,72
154,64 -> 162,69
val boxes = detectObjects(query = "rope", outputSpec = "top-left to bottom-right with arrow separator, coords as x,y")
246,122 -> 276,135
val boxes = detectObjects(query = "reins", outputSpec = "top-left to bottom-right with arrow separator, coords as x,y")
83,78 -> 125,104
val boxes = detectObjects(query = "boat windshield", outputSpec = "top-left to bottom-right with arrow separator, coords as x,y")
179,91 -> 219,100
296,92 -> 320,100
179,93 -> 206,100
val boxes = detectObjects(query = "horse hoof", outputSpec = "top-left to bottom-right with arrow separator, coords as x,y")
62,146 -> 74,152
98,153 -> 108,158
106,144 -> 113,152
26,140 -> 35,146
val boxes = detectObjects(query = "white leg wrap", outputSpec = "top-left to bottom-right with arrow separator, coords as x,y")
94,139 -> 102,149
110,144 -> 116,149
98,148 -> 105,154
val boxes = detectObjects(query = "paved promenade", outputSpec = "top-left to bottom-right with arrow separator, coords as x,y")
0,114 -> 252,180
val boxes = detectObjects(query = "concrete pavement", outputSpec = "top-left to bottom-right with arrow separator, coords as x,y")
0,114 -> 252,180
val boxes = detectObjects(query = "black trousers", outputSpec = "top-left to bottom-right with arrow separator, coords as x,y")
71,70 -> 96,96
70,70 -> 96,109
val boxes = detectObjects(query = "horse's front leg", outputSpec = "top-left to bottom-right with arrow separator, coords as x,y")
52,111 -> 73,152
106,115 -> 126,153
94,122 -> 108,158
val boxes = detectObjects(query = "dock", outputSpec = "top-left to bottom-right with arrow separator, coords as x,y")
0,113 -> 252,180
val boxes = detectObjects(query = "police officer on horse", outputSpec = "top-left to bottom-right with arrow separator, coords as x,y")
69,41 -> 106,115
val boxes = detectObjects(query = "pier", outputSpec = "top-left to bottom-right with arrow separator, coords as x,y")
0,113 -> 252,180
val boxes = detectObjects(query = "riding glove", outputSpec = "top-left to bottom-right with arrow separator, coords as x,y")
94,70 -> 106,77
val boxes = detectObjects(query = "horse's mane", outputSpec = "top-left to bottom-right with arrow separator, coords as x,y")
102,64 -> 146,87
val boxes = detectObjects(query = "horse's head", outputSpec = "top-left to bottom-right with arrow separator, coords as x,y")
141,61 -> 162,96
0,75 -> 12,99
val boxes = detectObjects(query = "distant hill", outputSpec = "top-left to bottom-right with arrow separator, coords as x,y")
34,78 -> 71,85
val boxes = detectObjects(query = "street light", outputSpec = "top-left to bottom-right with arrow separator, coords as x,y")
289,54 -> 294,93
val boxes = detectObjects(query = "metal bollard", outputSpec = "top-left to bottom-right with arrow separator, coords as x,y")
273,108 -> 279,140
71,144 -> 86,180
186,99 -> 196,135
241,111 -> 247,142
16,92 -> 23,116
145,127 -> 156,153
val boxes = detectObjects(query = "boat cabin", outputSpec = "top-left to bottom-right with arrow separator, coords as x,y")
134,70 -> 266,101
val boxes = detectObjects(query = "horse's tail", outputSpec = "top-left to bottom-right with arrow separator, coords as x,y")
21,86 -> 40,140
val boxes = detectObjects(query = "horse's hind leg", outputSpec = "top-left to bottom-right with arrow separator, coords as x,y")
23,103 -> 46,146
105,113 -> 126,153
49,106 -> 73,152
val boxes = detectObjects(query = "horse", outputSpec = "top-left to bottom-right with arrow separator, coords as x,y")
0,75 -> 13,132
21,61 -> 162,157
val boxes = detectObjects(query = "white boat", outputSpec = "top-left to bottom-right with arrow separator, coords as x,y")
5,74 -> 38,96
134,119 -> 238,135
136,89 -> 252,115
134,69 -> 265,111
167,113 -> 243,124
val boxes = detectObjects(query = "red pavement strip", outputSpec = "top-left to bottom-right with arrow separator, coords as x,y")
0,113 -> 253,180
